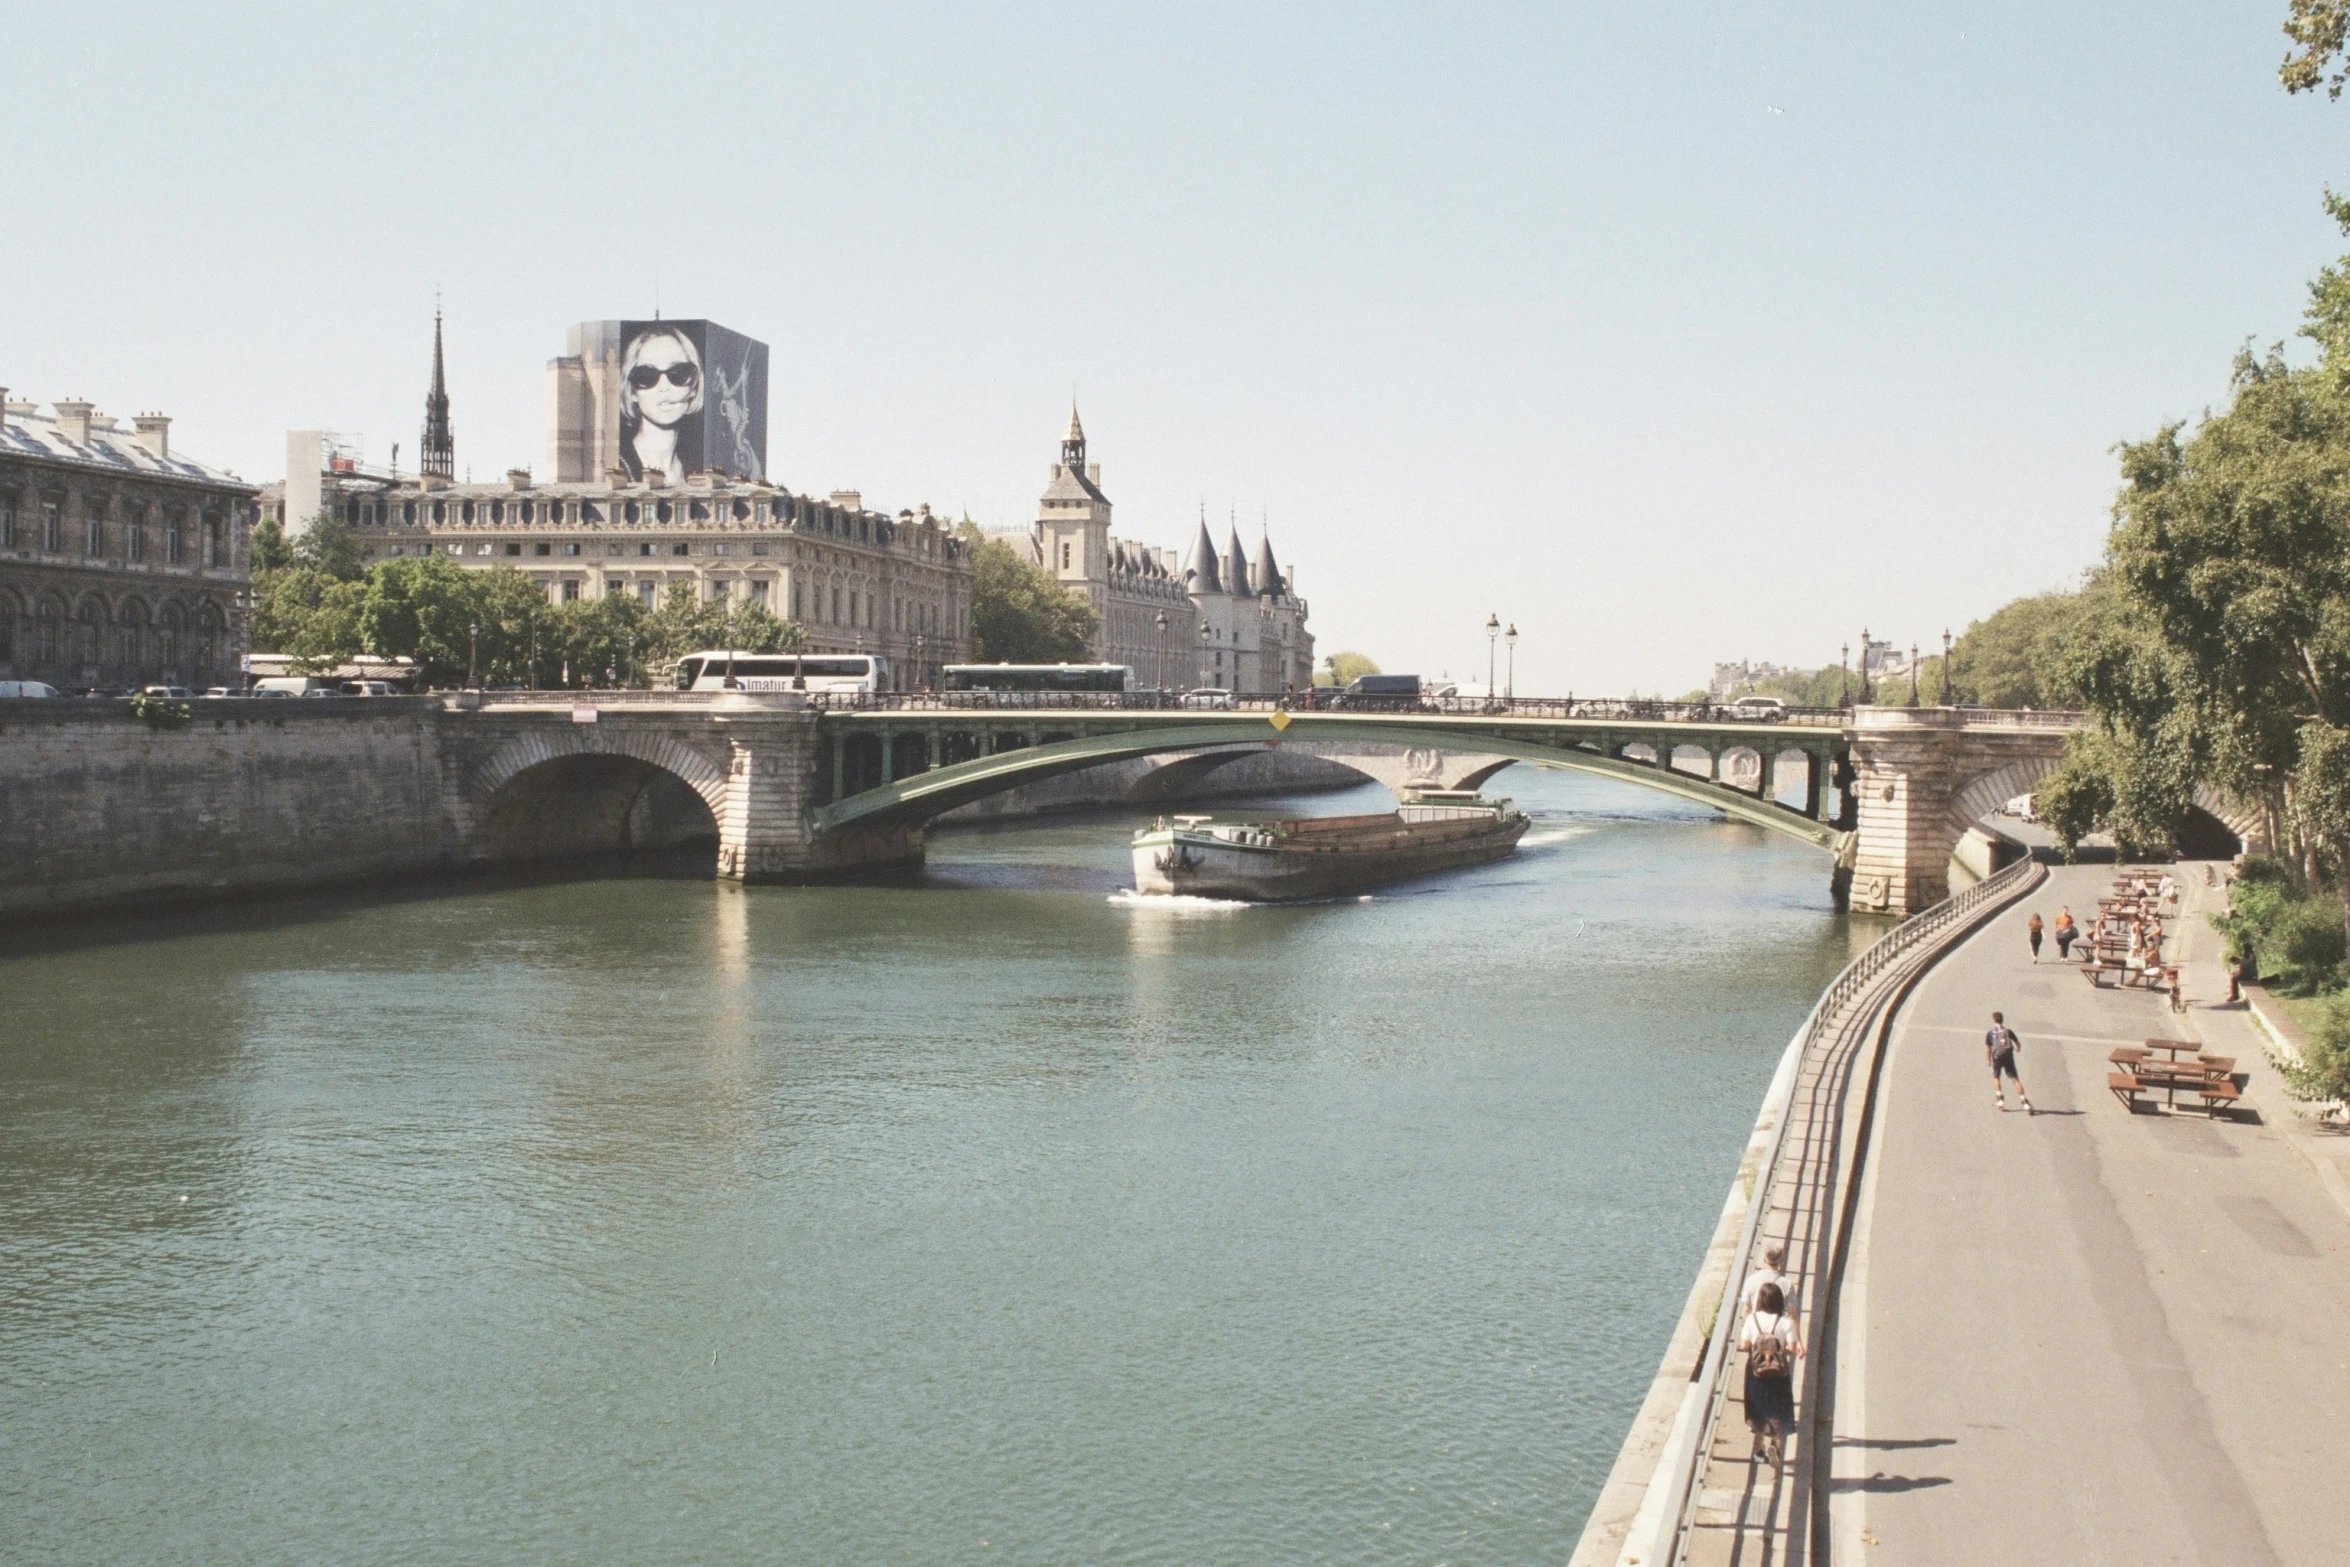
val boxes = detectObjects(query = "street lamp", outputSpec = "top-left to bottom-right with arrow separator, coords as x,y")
1858,626 -> 1872,704
1505,622 -> 1518,703
1197,619 -> 1212,693
1939,628 -> 1953,706
1485,613 -> 1500,709
526,609 -> 538,691
1908,643 -> 1920,706
1155,610 -> 1168,700
467,620 -> 479,690
1839,642 -> 1849,709
915,631 -> 926,692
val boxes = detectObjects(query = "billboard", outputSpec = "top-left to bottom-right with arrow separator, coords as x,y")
614,320 -> 768,483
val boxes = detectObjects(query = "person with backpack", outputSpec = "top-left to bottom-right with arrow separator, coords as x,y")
1986,1011 -> 2034,1114
2052,907 -> 2078,961
1739,1280 -> 1802,1464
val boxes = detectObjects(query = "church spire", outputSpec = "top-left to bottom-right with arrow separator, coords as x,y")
1061,400 -> 1086,470
420,309 -> 454,480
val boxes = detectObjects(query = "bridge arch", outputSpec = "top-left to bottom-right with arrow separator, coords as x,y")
468,729 -> 730,866
814,718 -> 1847,853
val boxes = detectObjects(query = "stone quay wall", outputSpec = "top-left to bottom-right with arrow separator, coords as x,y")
0,698 -> 456,920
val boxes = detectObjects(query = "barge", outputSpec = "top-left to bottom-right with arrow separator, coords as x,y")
1130,789 -> 1529,901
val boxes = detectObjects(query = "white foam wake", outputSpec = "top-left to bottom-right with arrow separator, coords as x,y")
1108,889 -> 1255,913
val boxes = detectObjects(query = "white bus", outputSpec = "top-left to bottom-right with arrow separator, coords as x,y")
673,651 -> 890,694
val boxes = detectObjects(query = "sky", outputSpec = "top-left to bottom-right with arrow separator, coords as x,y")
4,2 -> 2345,692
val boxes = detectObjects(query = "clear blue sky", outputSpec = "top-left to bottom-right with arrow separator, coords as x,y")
4,2 -> 2342,692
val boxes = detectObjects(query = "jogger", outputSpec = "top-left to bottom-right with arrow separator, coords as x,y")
1986,1010 -> 2033,1114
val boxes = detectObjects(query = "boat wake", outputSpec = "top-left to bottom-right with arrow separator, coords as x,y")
1517,822 -> 1597,850
1109,889 -> 1255,913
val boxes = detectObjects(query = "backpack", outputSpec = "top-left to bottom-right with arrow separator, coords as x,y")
1749,1316 -> 1792,1379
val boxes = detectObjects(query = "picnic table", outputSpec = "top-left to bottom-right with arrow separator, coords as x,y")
2107,1041 -> 2246,1116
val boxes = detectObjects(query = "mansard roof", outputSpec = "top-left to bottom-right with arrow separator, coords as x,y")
0,402 -> 249,492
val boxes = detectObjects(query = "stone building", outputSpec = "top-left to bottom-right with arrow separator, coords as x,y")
258,318 -> 973,686
0,391 -> 256,691
1027,406 -> 1314,694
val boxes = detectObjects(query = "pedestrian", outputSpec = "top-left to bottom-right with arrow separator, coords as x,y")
2227,948 -> 2253,1005
1739,1240 -> 1795,1318
2053,907 -> 2078,961
2027,911 -> 2044,963
1738,1280 -> 1802,1465
1986,1010 -> 2034,1114
2168,966 -> 2186,1014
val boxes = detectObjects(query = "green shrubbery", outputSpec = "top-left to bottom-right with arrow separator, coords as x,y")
2279,994 -> 2350,1107
2211,856 -> 2348,995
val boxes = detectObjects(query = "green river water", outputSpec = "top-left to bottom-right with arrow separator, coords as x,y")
1,769 -> 1861,1565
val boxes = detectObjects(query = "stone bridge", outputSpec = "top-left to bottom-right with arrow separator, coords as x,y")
3,691 -> 2262,921
438,694 -> 2115,913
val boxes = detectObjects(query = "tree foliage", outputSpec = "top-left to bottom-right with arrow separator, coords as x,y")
1945,589 -> 2088,708
2282,0 -> 2350,98
1318,650 -> 1381,687
956,523 -> 1097,664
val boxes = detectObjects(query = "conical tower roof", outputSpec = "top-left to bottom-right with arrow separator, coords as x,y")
1189,514 -> 1222,594
421,309 -> 454,480
1225,525 -> 1254,598
1253,530 -> 1282,597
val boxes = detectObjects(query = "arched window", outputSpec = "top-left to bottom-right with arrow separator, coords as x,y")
165,510 -> 184,564
75,599 -> 104,672
36,598 -> 63,668
119,599 -> 152,680
194,603 -> 225,682
159,602 -> 185,674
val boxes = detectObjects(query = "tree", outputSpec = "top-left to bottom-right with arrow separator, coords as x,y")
1318,651 -> 1380,687
355,555 -> 490,686
249,514 -> 293,574
1945,589 -> 2088,708
2282,0 -> 2350,97
290,513 -> 368,581
955,522 -> 1097,663
2052,201 -> 2350,948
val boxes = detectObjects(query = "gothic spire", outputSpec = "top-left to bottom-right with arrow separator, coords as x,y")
420,309 -> 454,480
1060,400 -> 1086,470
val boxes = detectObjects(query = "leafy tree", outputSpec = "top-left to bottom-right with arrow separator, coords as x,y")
1945,589 -> 2088,708
955,522 -> 1097,663
1318,650 -> 1380,687
2278,993 -> 2350,1104
2282,0 -> 2350,97
290,513 -> 368,581
249,514 -> 293,574
356,555 -> 490,685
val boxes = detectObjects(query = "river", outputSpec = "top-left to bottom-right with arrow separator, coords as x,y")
0,768 -> 1860,1565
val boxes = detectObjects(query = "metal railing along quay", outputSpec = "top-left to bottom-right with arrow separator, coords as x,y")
1591,853 -> 2046,1567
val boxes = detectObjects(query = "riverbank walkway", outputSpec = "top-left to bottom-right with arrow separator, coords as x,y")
1830,864 -> 2350,1563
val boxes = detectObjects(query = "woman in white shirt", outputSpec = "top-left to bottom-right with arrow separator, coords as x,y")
1738,1280 -> 1804,1465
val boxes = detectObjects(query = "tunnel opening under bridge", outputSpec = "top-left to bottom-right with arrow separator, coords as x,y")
476,753 -> 721,872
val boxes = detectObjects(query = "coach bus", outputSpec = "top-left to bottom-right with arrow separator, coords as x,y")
941,663 -> 1132,693
673,651 -> 889,694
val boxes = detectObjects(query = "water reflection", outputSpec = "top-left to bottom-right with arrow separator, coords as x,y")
0,767 -> 1856,1566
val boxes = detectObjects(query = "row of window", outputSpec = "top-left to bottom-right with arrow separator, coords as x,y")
1,495 -> 228,566
339,493 -> 942,553
0,594 -> 229,678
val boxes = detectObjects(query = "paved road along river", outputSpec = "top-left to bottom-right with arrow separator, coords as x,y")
1,770 -> 1868,1565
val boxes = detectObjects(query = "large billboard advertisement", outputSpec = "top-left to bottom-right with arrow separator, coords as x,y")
615,320 -> 768,483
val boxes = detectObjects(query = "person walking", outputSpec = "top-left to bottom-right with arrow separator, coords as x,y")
2027,911 -> 2044,963
2052,907 -> 2078,962
1739,1241 -> 1795,1317
1986,1011 -> 2034,1114
1738,1281 -> 1803,1465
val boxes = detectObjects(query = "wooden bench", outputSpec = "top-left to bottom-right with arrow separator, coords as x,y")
2109,1071 -> 2150,1110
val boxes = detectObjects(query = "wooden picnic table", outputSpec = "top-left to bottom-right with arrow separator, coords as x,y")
2106,1045 -> 2246,1116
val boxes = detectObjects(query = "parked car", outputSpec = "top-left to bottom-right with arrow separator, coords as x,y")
0,680 -> 60,698
338,680 -> 397,696
140,685 -> 197,700
199,686 -> 238,698
1180,687 -> 1235,710
1729,695 -> 1787,722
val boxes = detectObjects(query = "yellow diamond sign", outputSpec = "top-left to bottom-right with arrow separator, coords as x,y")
1268,709 -> 1292,732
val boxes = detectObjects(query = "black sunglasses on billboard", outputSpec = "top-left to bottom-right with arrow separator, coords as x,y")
628,363 -> 699,389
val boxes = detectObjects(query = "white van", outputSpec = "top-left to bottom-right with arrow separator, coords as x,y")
251,676 -> 336,697
0,680 -> 59,698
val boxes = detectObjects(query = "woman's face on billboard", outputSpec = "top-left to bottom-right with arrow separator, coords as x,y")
627,334 -> 701,428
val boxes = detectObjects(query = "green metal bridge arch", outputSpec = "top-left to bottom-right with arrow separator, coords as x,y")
809,711 -> 1850,853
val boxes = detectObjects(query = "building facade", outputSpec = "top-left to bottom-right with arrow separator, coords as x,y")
1029,407 -> 1314,694
257,319 -> 973,685
0,392 -> 255,691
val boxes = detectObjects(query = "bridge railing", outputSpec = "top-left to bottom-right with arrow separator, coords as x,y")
803,691 -> 1857,725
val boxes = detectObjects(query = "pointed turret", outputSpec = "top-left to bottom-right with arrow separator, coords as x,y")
1188,512 -> 1222,594
1061,400 -> 1086,470
420,310 -> 454,480
1253,531 -> 1282,597
1225,525 -> 1254,598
